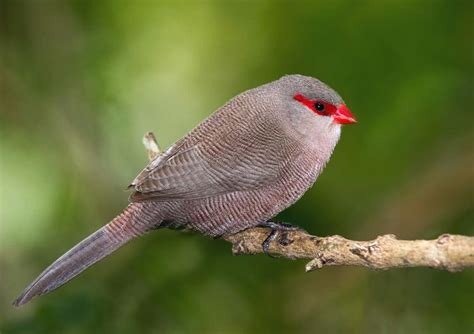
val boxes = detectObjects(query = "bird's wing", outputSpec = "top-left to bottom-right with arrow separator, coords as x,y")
129,115 -> 297,202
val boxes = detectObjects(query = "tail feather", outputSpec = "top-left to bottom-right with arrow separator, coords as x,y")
13,204 -> 148,306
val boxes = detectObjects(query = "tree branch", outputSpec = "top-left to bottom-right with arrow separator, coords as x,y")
223,229 -> 474,272
141,132 -> 474,272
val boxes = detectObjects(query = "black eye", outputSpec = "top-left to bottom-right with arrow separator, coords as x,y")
314,102 -> 325,112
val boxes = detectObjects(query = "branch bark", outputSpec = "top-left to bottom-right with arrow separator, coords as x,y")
223,229 -> 474,272
141,132 -> 474,273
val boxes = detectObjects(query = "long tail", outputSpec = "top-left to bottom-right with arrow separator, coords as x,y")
13,203 -> 153,306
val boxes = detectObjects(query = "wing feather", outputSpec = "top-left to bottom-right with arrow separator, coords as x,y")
129,94 -> 300,202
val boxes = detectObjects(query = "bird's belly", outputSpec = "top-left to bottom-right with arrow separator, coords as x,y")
164,161 -> 320,237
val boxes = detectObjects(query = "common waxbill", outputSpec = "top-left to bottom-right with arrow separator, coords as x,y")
13,74 -> 356,306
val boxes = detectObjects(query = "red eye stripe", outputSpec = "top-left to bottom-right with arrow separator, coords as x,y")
293,94 -> 337,116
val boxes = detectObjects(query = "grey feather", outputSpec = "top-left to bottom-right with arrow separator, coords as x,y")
14,74 -> 349,305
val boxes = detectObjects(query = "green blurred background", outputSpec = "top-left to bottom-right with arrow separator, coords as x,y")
1,0 -> 473,333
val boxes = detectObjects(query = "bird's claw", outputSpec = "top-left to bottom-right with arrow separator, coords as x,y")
257,221 -> 305,257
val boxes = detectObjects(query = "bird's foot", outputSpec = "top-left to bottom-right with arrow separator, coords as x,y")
257,221 -> 306,257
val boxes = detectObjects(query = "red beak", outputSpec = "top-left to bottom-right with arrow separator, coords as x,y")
333,104 -> 357,124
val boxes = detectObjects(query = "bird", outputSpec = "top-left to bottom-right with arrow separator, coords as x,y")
13,74 -> 356,306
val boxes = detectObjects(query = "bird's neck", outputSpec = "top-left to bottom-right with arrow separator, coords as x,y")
285,111 -> 341,161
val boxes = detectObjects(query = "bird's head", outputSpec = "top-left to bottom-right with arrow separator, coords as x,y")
277,74 -> 356,126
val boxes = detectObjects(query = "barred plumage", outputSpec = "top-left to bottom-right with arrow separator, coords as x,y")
14,74 -> 354,305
